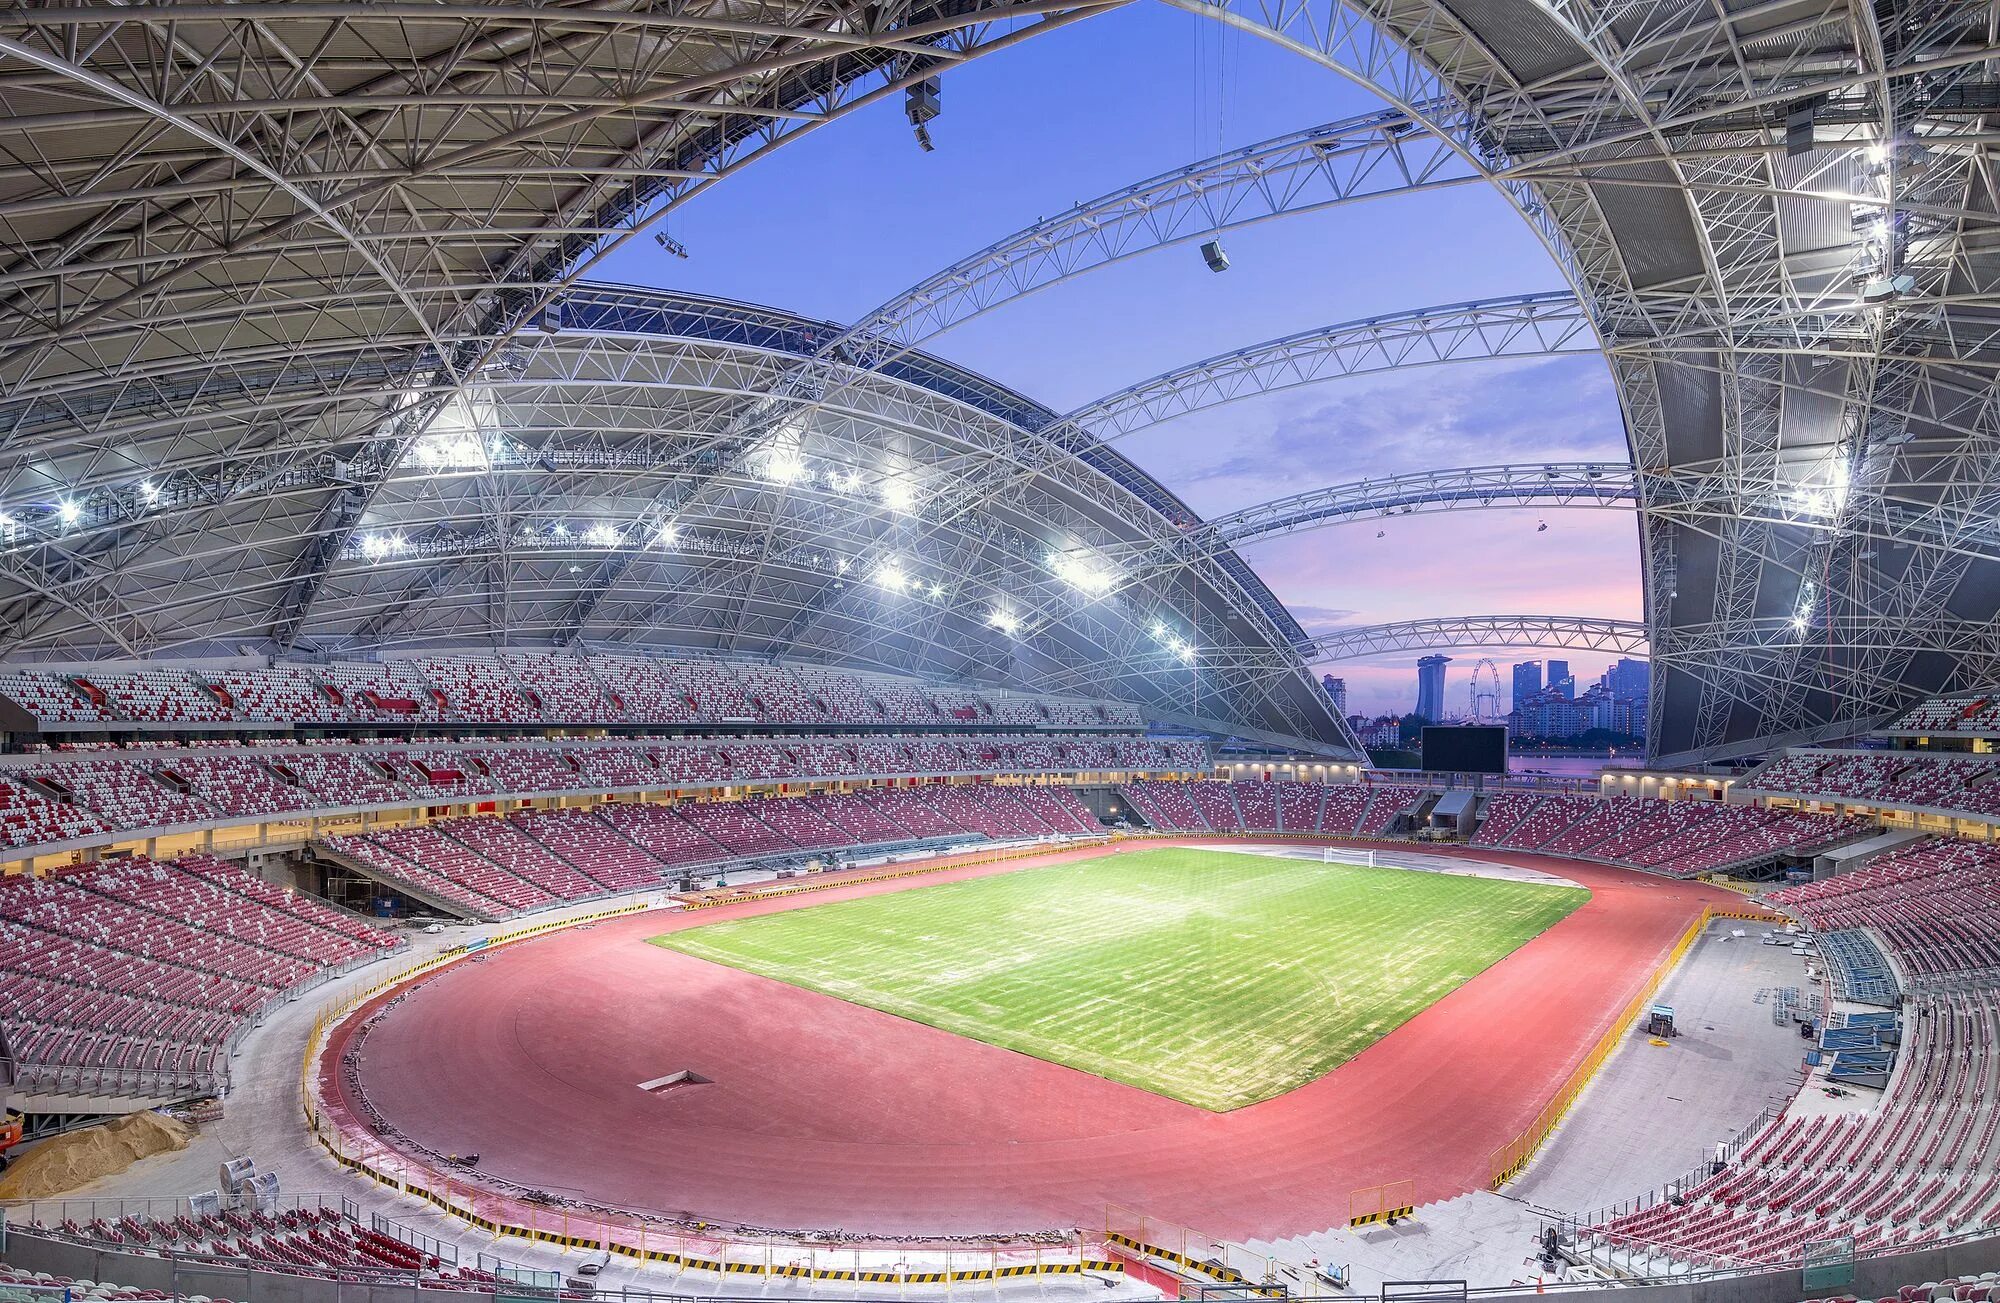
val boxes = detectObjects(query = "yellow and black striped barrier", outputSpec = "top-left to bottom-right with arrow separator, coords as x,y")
1105,1231 -> 1286,1297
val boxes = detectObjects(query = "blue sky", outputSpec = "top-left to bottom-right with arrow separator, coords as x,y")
592,3 -> 1641,718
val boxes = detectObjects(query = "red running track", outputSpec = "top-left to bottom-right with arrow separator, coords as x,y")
327,841 -> 1748,1242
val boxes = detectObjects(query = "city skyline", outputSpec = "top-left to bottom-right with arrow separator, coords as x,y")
1347,653 -> 1650,723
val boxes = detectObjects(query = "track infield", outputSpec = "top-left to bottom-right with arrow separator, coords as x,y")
651,848 -> 1587,1110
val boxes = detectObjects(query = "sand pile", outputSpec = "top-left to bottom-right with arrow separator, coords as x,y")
0,1111 -> 193,1199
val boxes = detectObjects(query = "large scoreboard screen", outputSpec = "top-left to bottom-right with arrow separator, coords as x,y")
1421,725 -> 1508,775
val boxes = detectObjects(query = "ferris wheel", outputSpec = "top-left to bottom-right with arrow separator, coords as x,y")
1468,658 -> 1502,722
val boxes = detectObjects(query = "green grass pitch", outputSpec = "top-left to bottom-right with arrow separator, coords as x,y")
651,849 -> 1587,1111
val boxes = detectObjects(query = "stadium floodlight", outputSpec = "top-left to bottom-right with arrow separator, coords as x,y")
139,481 -> 161,504
761,449 -> 807,484
653,524 -> 680,548
880,475 -> 918,512
987,607 -> 1020,635
584,523 -> 622,548
56,499 -> 81,527
875,560 -> 909,592
358,531 -> 407,561
1046,547 -> 1118,595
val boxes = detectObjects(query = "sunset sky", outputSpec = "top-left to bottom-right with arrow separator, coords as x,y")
593,3 -> 1642,719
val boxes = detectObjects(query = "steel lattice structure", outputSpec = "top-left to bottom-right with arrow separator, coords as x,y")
1,0 -> 1996,762
1293,616 -> 1649,663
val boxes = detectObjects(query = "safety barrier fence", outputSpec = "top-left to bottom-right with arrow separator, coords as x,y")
1346,1180 -> 1416,1229
299,894 -> 1118,1285
1103,1204 -> 1282,1296
670,835 -> 1106,908
1486,905 -> 1774,1187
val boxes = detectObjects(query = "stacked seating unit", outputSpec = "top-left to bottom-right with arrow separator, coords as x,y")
1234,782 -> 1282,832
592,802 -> 732,868
675,800 -> 792,858
1011,785 -> 1099,834
1358,784 -> 1427,836
1276,781 -> 1328,832
1122,780 -> 1209,831
509,807 -> 670,891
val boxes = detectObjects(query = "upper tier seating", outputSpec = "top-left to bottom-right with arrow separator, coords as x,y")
796,667 -> 880,723
586,654 -> 700,724
738,665 -> 826,723
1888,693 -> 2000,735
0,650 -> 1166,745
159,755 -> 317,817
410,655 -> 536,724
316,661 -> 446,723
24,761 -> 215,831
0,670 -> 112,723
92,668 -> 232,724
210,665 -> 346,724
504,652 -> 619,722
0,778 -> 112,849
874,682 -> 943,724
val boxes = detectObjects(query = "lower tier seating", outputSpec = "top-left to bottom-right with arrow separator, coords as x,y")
29,1205 -> 502,1290
1765,839 -> 2000,982
0,857 -> 399,1097
1583,988 -> 2000,1269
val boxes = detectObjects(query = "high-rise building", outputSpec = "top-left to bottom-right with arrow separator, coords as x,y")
1546,658 -> 1575,699
1415,655 -> 1451,721
1320,674 -> 1348,717
1607,657 -> 1650,702
1510,660 -> 1542,710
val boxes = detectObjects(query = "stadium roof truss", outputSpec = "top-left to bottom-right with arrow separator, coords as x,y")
2,0 -> 1997,763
